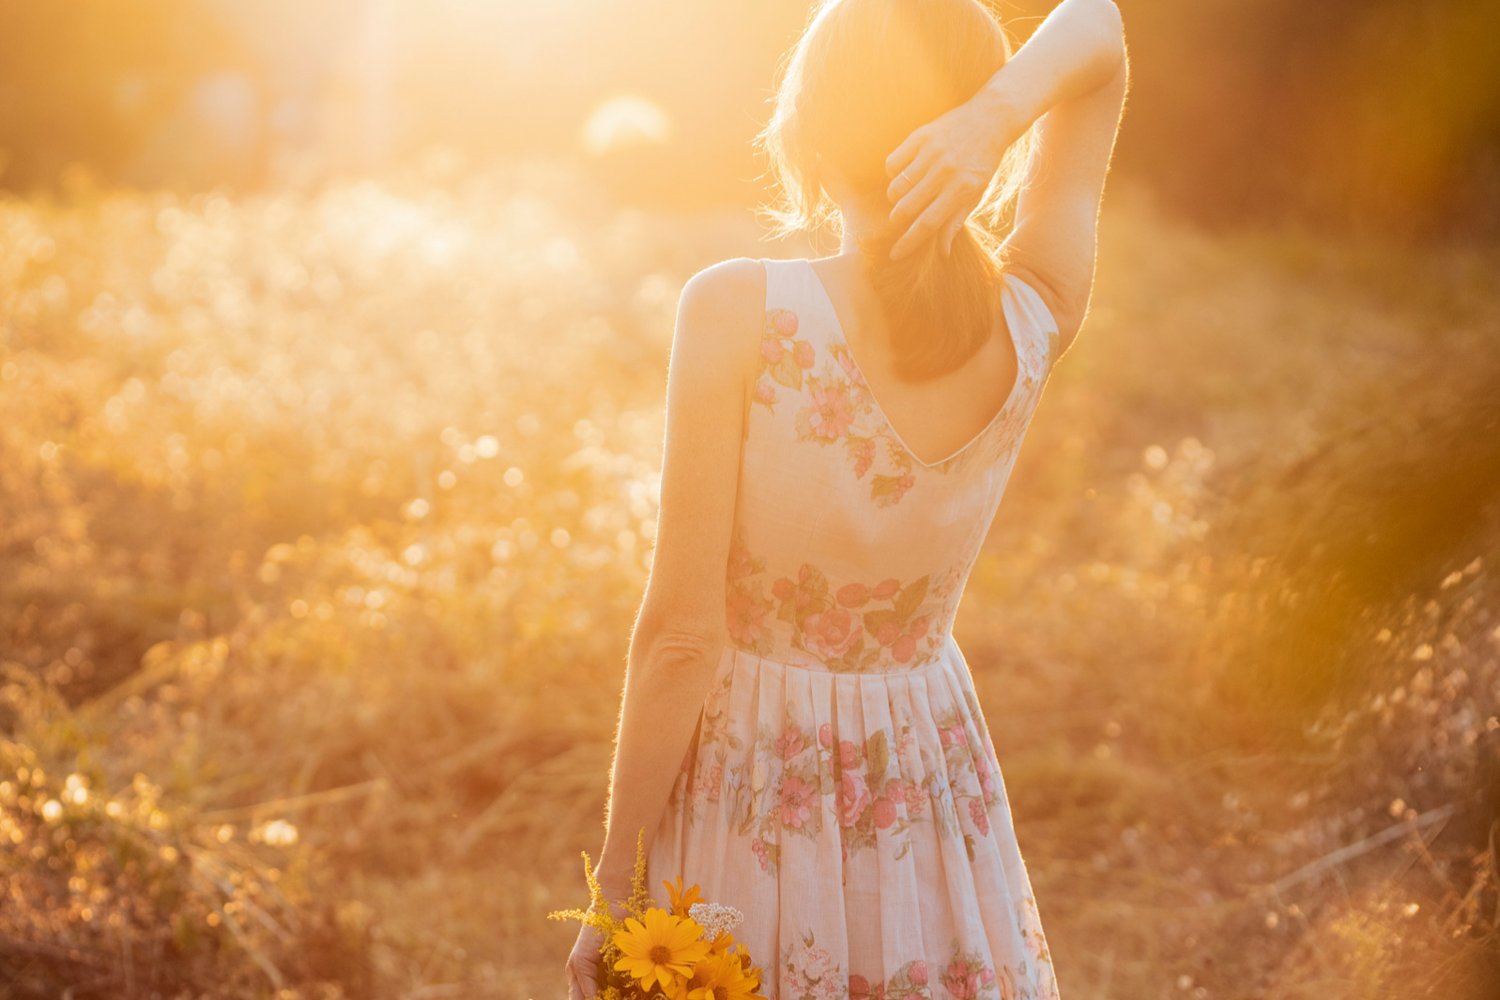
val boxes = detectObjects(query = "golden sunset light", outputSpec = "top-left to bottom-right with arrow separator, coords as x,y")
1,2 -> 1497,999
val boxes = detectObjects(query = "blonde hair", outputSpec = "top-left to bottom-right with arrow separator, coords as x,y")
754,0 -> 1038,382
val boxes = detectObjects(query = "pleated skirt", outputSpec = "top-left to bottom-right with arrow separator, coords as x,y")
647,635 -> 1061,1000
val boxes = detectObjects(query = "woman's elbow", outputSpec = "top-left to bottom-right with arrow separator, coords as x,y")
633,618 -> 727,677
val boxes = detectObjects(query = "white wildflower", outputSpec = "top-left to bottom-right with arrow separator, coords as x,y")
688,900 -> 744,940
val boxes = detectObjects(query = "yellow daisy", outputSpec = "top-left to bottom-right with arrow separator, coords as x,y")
662,875 -> 704,917
675,949 -> 762,1000
612,909 -> 710,994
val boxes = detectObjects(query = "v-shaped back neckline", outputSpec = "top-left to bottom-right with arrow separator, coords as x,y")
799,257 -> 1026,471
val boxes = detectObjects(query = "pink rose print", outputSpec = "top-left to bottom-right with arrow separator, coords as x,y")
723,543 -> 950,670
969,796 -> 991,836
892,634 -> 917,663
942,958 -> 991,1000
775,564 -> 825,614
837,581 -> 869,607
837,740 -> 862,771
833,344 -> 864,386
940,724 -> 969,749
909,960 -> 928,986
725,587 -> 771,648
818,722 -> 834,748
778,775 -> 817,829
851,437 -> 876,477
872,796 -> 897,829
838,771 -> 872,827
849,974 -> 871,1000
762,337 -> 785,364
774,726 -> 809,760
805,381 -> 856,441
794,340 -> 816,369
804,607 -> 862,658
704,763 -> 723,802
773,310 -> 798,337
754,378 -> 776,405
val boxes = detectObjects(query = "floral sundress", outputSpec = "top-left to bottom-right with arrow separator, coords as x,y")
647,256 -> 1064,1000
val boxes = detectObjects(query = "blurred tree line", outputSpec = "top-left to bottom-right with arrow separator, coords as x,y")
0,0 -> 1496,240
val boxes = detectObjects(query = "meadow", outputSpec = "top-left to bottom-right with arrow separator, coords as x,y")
1,157 -> 1497,999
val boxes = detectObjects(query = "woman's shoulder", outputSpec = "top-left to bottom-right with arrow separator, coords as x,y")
681,256 -> 767,307
678,256 -> 767,334
671,256 -> 768,383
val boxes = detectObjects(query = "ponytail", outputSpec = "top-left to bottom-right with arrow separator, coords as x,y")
754,0 -> 1035,383
854,219 -> 1008,382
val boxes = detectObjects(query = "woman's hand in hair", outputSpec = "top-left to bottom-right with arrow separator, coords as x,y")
884,88 -> 1030,261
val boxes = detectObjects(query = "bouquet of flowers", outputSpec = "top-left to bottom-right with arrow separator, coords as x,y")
549,830 -> 767,1000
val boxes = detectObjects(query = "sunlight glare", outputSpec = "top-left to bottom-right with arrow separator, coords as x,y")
580,94 -> 674,157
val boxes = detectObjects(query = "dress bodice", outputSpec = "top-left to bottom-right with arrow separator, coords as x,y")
723,257 -> 1060,674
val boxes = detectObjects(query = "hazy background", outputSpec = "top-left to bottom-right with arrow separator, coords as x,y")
4,0 -> 1500,237
1,1 -> 1497,998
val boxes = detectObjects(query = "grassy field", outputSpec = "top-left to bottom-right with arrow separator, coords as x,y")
1,158 -> 1497,999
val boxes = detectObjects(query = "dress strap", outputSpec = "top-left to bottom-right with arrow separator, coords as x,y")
1002,271 -> 1062,370
759,256 -> 799,316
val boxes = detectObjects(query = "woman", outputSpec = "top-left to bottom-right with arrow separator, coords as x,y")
567,0 -> 1127,996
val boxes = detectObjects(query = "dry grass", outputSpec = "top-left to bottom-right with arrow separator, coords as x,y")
0,160 -> 1496,998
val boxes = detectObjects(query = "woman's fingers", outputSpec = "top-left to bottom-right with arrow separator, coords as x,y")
884,158 -> 919,207
565,928 -> 602,1000
890,189 -> 961,260
567,959 -> 597,1000
888,164 -> 947,234
941,214 -> 967,257
884,128 -> 926,187
885,138 -> 940,205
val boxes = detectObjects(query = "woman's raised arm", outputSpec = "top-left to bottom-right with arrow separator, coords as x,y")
990,0 -> 1128,356
885,0 -> 1128,353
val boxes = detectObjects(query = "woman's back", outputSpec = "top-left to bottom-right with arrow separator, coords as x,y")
806,254 -> 1031,468
644,255 -> 1064,998
722,255 -> 1060,671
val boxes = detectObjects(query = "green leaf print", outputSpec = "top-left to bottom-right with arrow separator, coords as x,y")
866,729 -> 890,780
894,575 -> 929,620
737,792 -> 757,836
861,607 -> 897,635
772,351 -> 804,390
870,473 -> 907,499
798,562 -> 830,596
